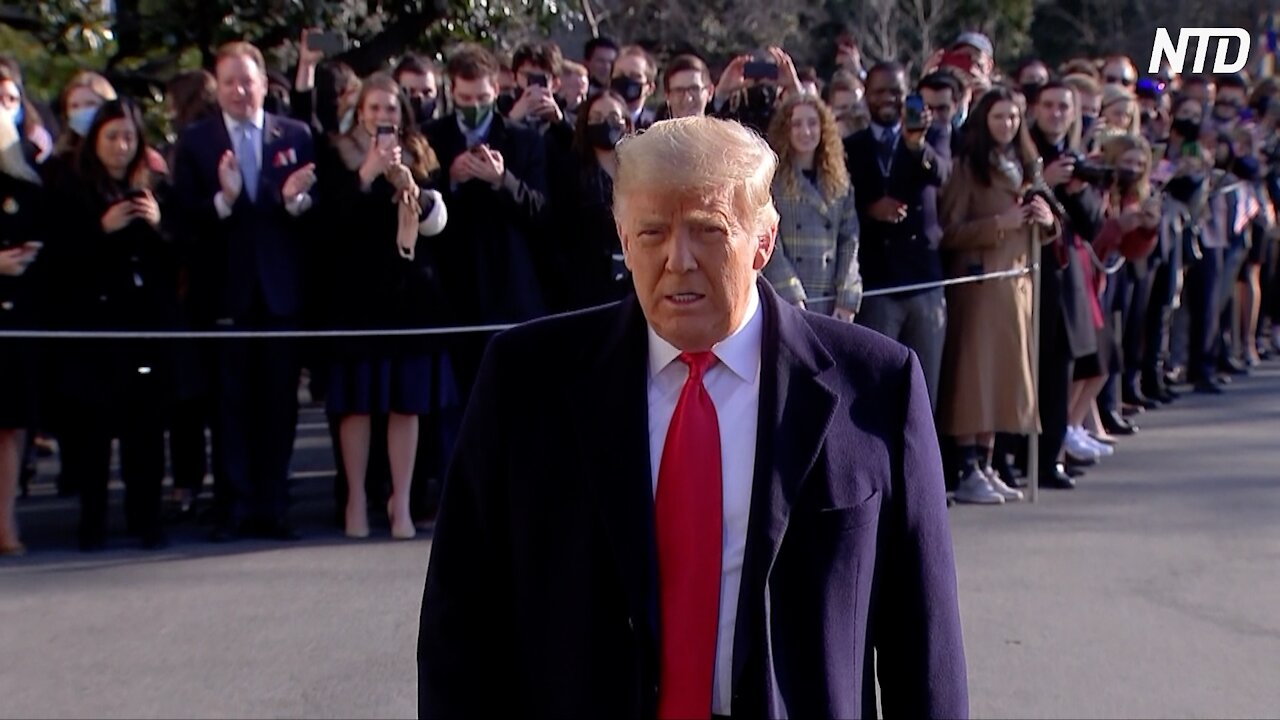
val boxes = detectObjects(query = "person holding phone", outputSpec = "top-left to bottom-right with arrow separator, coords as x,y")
939,86 -> 1060,504
42,99 -> 179,551
845,62 -> 951,409
763,93 -> 863,320
713,47 -> 804,135
319,72 -> 452,540
0,104 -> 46,555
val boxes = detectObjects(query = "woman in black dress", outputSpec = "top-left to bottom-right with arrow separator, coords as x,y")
43,99 -> 179,551
320,72 -> 453,540
0,91 -> 47,555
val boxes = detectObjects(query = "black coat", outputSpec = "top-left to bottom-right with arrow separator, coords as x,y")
419,279 -> 969,719
549,154 -> 629,311
845,126 -> 950,293
424,114 -> 551,324
0,172 -> 47,428
41,174 -> 180,421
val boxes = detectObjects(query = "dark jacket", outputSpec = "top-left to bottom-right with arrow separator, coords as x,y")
171,112 -> 317,324
1031,129 -> 1103,359
425,114 -> 551,324
418,278 -> 969,719
42,174 -> 180,419
549,154 -> 628,311
845,125 -> 950,294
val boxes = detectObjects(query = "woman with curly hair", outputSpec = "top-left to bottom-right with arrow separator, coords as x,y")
762,93 -> 862,319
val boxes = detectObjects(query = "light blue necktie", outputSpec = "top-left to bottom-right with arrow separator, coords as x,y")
237,123 -> 260,203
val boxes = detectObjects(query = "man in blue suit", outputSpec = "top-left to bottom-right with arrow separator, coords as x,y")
172,41 -> 318,541
418,117 -> 967,719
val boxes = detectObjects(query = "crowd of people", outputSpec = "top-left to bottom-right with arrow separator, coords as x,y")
2,26 -> 1279,554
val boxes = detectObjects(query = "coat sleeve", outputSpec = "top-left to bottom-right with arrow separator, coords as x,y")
762,203 -> 808,307
497,132 -> 550,229
874,349 -> 969,719
170,130 -> 221,238
834,190 -> 864,312
418,334 -> 517,718
939,165 -> 1002,251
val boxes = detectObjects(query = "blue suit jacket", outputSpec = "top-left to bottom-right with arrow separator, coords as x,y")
171,112 -> 315,324
418,278 -> 968,719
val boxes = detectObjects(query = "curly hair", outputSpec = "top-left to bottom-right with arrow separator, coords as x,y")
766,93 -> 850,204
1101,133 -> 1152,203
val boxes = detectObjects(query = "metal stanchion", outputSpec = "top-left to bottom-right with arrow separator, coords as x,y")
1027,224 -> 1042,503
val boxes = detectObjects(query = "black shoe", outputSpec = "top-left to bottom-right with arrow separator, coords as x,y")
1101,410 -> 1138,436
209,523 -> 243,543
1040,464 -> 1077,489
1122,388 -> 1160,410
140,530 -> 170,551
1065,464 -> 1087,478
1065,453 -> 1097,468
1194,380 -> 1224,395
1218,357 -> 1249,376
258,521 -> 301,542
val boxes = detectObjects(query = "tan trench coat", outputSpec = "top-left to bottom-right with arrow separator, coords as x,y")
937,160 -> 1060,437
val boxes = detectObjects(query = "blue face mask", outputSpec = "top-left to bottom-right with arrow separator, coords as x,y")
12,99 -> 25,130
67,106 -> 98,137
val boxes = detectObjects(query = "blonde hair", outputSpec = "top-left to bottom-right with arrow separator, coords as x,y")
1101,133 -> 1152,203
615,116 -> 779,235
766,94 -> 850,204
1100,85 -> 1140,135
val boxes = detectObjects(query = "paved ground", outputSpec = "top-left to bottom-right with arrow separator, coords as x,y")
1,366 -> 1278,719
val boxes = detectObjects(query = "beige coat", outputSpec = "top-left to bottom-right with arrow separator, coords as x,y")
937,160 -> 1060,437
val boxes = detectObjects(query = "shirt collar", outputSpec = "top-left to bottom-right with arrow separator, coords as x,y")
872,121 -> 901,141
223,109 -> 265,134
647,282 -> 763,384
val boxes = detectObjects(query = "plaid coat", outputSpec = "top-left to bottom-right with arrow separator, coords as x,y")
763,166 -> 863,316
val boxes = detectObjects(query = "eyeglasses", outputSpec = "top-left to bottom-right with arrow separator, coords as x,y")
1105,75 -> 1136,87
667,86 -> 707,99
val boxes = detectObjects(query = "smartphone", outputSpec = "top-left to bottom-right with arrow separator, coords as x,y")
376,124 -> 397,149
939,50 -> 976,74
124,188 -> 148,201
904,94 -> 927,131
743,61 -> 780,81
306,30 -> 349,56
526,72 -> 548,88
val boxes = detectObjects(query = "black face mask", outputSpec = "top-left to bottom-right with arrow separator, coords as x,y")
1165,173 -> 1204,203
587,122 -> 625,150
410,96 -> 436,123
745,84 -> 779,110
1172,117 -> 1201,140
610,76 -> 645,103
1115,168 -> 1141,191
496,90 -> 518,118
1234,156 -> 1262,181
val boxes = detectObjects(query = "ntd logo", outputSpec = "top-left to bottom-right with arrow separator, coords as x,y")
1149,28 -> 1251,73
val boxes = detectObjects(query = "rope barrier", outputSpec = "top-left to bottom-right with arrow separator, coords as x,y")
0,265 -> 1036,340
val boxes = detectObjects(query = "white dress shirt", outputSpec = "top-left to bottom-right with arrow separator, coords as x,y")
647,284 -> 762,715
214,109 -> 311,218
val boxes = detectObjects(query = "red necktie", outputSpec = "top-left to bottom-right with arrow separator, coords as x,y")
656,351 -> 723,720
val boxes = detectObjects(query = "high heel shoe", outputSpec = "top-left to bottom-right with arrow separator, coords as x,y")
389,498 -> 416,540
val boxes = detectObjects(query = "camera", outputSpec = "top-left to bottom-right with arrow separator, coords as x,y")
1064,151 -> 1116,186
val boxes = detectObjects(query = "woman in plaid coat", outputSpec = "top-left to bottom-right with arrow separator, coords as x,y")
763,94 -> 863,319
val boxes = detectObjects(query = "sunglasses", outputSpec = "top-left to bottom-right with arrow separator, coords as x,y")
1105,75 -> 1136,87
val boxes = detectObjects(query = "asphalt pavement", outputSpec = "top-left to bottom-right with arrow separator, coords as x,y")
2,366 -> 1278,718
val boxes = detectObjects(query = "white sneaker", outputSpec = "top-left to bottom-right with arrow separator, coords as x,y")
984,467 -> 1025,502
1070,426 -> 1113,457
1064,427 -> 1102,462
953,468 -> 1005,505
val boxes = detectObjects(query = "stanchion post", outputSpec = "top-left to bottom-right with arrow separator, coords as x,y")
1027,224 -> 1042,503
